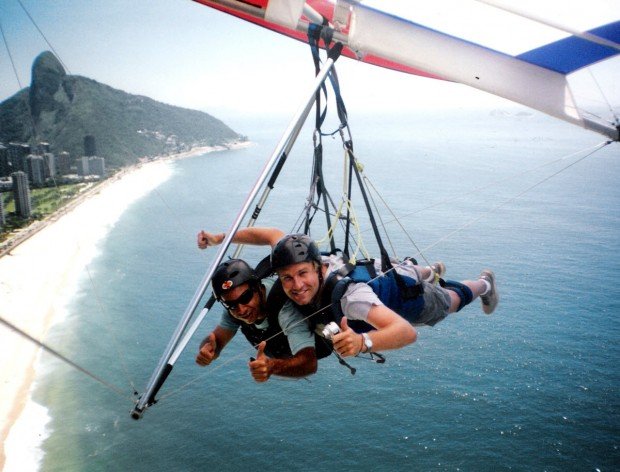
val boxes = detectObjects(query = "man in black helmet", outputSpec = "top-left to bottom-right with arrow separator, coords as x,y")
198,227 -> 499,359
195,257 -> 318,382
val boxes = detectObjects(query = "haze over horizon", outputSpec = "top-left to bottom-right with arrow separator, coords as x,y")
1,0 -> 618,131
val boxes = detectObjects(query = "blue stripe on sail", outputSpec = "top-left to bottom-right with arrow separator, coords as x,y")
517,21 -> 620,74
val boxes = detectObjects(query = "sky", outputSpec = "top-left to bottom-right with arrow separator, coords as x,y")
0,0 -> 618,129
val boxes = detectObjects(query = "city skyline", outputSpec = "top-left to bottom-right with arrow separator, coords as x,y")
0,140 -> 106,181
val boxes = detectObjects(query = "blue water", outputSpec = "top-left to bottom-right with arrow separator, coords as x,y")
35,109 -> 619,471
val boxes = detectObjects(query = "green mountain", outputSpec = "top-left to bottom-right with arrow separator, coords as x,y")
0,51 -> 245,168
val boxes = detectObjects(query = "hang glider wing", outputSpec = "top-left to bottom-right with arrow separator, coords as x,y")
193,0 -> 620,141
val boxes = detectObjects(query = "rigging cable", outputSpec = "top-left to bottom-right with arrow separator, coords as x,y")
585,67 -> 619,125
358,139 -> 613,247
15,0 -> 71,72
1,1 -> 173,399
84,263 -> 139,395
416,140 -> 613,255
0,315 -> 133,401
362,173 -> 431,266
0,17 -> 38,143
0,19 -> 23,89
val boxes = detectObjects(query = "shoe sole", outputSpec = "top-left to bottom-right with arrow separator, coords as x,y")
480,269 -> 498,314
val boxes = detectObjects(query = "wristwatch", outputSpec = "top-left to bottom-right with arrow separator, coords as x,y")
361,333 -> 373,353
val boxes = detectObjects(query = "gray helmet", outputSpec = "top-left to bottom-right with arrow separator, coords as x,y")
271,233 -> 321,271
212,259 -> 258,299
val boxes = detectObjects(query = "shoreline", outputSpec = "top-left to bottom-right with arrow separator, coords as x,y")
0,141 -> 249,258
0,142 -> 249,471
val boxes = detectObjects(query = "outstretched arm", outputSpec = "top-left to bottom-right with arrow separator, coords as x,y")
197,227 -> 284,250
249,342 -> 317,382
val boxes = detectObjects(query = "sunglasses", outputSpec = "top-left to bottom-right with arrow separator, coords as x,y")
220,287 -> 255,311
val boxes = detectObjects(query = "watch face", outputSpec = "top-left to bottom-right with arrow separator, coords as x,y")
363,333 -> 372,350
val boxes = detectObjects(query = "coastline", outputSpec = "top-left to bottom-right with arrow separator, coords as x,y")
0,142 -> 248,471
0,142 -> 249,258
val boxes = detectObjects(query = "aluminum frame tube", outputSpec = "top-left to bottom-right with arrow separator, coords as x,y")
168,112 -> 309,366
132,55 -> 339,418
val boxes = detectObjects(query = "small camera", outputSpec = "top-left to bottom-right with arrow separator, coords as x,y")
322,322 -> 341,340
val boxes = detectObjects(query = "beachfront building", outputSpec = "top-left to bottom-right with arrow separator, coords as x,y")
57,151 -> 71,175
0,179 -> 11,192
37,142 -> 51,154
84,135 -> 97,157
0,144 -> 9,177
8,143 -> 30,173
12,171 -> 31,218
26,155 -> 46,186
76,155 -> 106,177
88,156 -> 105,177
0,193 -> 5,230
44,153 -> 57,179
76,156 -> 89,176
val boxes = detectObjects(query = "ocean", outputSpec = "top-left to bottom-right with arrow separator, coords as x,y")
25,109 -> 620,471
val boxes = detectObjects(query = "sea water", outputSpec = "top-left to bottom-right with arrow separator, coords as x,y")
31,109 -> 620,471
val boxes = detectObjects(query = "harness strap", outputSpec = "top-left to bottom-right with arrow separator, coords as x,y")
305,24 -> 339,252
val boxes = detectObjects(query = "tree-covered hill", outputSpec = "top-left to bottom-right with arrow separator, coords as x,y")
0,51 -> 244,168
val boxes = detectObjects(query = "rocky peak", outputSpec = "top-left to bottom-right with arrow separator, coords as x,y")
29,51 -> 69,118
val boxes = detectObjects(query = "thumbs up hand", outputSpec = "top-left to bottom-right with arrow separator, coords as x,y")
196,332 -> 218,366
249,341 -> 273,382
332,317 -> 363,358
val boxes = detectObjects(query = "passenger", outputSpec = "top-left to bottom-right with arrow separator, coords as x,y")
197,228 -> 499,358
195,258 -> 319,382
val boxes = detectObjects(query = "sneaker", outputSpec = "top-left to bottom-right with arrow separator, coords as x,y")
425,261 -> 446,283
479,269 -> 498,314
432,262 -> 446,278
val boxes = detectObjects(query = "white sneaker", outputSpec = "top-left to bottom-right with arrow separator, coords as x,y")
479,269 -> 498,314
432,262 -> 446,278
425,261 -> 446,283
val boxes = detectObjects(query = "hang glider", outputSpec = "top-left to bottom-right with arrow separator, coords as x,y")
193,0 -> 620,141
130,0 -> 618,421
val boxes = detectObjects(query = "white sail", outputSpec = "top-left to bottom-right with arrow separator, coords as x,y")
194,0 -> 619,140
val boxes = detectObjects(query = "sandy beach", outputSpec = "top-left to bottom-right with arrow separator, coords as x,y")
0,143 -> 244,470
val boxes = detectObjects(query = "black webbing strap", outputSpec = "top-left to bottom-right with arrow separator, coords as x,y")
306,25 -> 343,253
308,23 -> 330,130
346,141 -> 422,299
307,26 -> 421,300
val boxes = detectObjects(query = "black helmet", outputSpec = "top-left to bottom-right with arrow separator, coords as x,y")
212,259 -> 258,299
271,233 -> 321,271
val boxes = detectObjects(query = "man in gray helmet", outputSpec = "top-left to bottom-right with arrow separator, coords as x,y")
197,227 -> 498,359
195,257 -> 319,382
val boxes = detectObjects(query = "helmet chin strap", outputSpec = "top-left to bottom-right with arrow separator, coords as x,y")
312,263 -> 325,307
257,283 -> 268,316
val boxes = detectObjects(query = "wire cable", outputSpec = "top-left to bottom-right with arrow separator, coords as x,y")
0,315 -> 133,401
415,140 -> 612,255
16,0 -> 71,73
